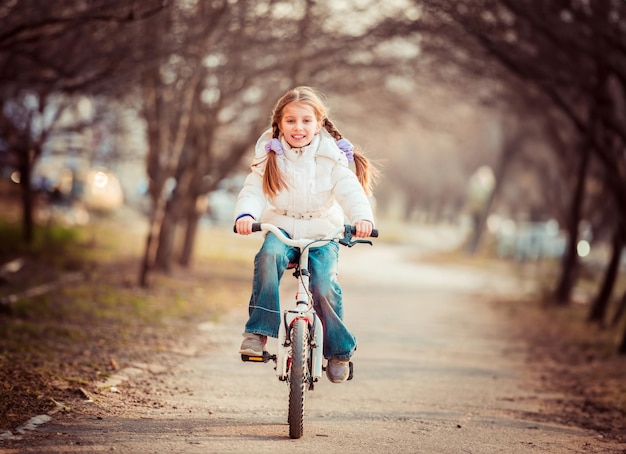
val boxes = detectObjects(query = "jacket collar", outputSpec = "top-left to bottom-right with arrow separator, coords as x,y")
254,128 -> 348,166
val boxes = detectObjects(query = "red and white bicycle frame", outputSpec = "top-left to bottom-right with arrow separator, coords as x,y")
257,223 -> 334,382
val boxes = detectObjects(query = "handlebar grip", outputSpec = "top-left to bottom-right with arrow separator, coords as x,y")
233,223 -> 263,233
349,225 -> 379,238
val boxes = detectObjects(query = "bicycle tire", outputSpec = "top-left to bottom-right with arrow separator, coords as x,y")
288,318 -> 309,439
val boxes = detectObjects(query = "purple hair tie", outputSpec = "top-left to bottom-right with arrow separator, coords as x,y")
265,138 -> 283,155
336,138 -> 354,163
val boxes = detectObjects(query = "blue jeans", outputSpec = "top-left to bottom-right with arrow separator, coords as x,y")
244,232 -> 356,360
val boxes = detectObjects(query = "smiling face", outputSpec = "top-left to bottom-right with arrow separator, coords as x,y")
279,101 -> 322,149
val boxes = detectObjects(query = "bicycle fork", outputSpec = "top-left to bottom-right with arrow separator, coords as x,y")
276,304 -> 324,382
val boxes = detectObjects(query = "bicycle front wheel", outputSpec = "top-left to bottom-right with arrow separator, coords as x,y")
288,318 -> 309,439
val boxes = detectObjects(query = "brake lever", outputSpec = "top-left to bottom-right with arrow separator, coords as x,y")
352,239 -> 373,247
339,231 -> 373,247
339,230 -> 353,247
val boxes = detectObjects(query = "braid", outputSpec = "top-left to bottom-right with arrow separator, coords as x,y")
323,118 -> 342,141
272,123 -> 281,139
323,117 -> 379,196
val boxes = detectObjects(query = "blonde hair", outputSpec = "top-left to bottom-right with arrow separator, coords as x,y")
260,86 -> 379,198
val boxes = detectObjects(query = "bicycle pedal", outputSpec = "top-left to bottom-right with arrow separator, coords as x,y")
241,351 -> 276,363
241,354 -> 265,362
347,361 -> 354,380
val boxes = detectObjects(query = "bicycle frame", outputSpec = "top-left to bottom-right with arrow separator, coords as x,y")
254,223 -> 340,383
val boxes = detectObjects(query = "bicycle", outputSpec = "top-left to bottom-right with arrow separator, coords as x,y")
239,222 -> 378,439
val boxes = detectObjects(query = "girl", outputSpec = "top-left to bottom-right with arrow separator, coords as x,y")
234,86 -> 377,383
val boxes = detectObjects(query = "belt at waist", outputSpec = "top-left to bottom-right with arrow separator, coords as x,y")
277,209 -> 326,219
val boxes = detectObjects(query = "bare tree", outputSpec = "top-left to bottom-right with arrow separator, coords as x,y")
398,0 -> 626,353
141,0 -> 433,277
406,1 -> 626,309
0,0 -> 168,242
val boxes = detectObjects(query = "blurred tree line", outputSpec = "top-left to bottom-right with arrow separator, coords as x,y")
416,0 -> 626,350
0,1 -> 624,349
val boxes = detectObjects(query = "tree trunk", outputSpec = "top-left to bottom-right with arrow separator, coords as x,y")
139,197 -> 166,287
466,131 -> 519,255
18,147 -> 34,244
139,228 -> 154,288
465,181 -> 495,255
612,290 -> 626,327
588,227 -> 624,324
620,321 -> 626,355
154,197 -> 178,272
553,145 -> 590,305
179,198 -> 201,267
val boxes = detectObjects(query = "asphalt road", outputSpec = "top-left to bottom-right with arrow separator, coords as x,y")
2,239 -> 620,453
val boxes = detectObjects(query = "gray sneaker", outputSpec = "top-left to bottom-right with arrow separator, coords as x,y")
326,357 -> 350,383
239,333 -> 266,356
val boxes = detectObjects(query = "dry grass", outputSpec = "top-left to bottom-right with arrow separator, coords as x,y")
0,206 -> 255,432
507,298 -> 626,442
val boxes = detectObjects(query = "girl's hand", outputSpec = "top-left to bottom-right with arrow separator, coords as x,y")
353,220 -> 373,238
235,216 -> 255,235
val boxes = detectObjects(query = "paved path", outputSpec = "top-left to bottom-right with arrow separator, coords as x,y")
2,241 -> 620,453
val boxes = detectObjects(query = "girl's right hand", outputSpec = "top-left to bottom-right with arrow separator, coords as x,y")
235,216 -> 255,235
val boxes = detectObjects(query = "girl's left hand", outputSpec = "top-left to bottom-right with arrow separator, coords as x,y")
353,220 -> 373,238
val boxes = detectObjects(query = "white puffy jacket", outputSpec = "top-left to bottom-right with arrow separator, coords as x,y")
234,129 -> 375,240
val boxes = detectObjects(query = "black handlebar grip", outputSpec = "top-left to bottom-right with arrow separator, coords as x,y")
349,225 -> 379,238
233,223 -> 263,233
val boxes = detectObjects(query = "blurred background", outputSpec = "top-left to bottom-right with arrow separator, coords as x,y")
0,0 -> 624,333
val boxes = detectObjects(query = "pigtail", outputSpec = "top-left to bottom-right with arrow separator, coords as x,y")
323,118 -> 379,196
353,152 -> 380,196
262,123 -> 286,199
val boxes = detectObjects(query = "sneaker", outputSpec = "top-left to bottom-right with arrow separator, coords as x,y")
326,357 -> 350,383
239,333 -> 267,356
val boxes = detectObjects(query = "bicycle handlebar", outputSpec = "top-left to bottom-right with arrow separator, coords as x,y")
250,223 -> 378,238
233,222 -> 378,246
